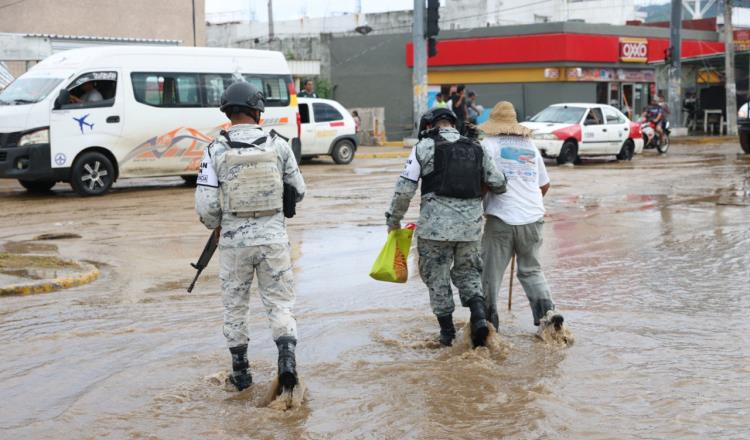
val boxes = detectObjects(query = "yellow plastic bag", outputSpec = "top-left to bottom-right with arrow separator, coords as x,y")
369,224 -> 416,283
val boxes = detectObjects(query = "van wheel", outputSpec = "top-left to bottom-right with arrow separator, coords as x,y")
291,138 -> 302,164
556,141 -> 578,165
181,175 -> 198,186
616,140 -> 635,161
70,152 -> 114,196
19,179 -> 56,193
332,139 -> 355,164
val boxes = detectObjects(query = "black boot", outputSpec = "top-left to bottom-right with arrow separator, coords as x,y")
437,314 -> 456,346
229,345 -> 252,391
487,303 -> 499,332
468,297 -> 490,347
276,336 -> 298,391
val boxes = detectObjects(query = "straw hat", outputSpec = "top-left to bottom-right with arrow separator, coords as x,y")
477,101 -> 533,137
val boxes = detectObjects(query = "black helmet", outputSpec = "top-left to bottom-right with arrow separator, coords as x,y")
417,110 -> 433,138
220,81 -> 265,113
427,107 -> 457,125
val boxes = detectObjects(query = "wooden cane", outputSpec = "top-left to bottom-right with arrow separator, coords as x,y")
508,254 -> 516,311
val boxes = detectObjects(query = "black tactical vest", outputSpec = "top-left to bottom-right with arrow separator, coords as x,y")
420,135 -> 484,199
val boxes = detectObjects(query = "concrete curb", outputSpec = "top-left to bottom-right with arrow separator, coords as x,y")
673,136 -> 736,145
0,262 -> 100,296
357,151 -> 411,159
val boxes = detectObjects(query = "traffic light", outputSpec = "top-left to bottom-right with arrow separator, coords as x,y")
426,0 -> 439,38
428,37 -> 438,57
664,47 -> 673,66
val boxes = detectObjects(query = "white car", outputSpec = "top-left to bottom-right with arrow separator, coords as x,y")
297,97 -> 357,164
521,103 -> 644,165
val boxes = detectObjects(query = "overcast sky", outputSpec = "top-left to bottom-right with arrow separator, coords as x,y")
205,0 -> 670,22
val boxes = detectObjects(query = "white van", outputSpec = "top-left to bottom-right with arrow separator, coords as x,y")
0,46 -> 301,195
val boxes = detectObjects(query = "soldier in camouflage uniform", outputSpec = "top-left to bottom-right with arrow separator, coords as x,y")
385,108 -> 507,347
195,82 -> 305,392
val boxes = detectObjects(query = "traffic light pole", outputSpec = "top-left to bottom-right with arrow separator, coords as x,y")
724,0 -> 738,135
668,0 -> 682,129
412,0 -> 428,137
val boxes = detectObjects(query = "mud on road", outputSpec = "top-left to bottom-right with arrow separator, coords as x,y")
1,144 -> 749,439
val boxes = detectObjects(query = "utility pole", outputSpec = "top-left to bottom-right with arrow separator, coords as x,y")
412,0 -> 428,137
268,0 -> 275,42
668,0 -> 683,129
724,0 -> 738,135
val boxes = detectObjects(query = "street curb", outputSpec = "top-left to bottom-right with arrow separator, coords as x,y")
357,151 -> 411,159
381,141 -> 404,147
673,136 -> 736,145
0,262 -> 100,296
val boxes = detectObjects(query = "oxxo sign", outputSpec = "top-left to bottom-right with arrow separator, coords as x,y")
620,38 -> 648,63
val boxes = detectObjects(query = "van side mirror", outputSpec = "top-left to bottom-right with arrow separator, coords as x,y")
54,89 -> 70,109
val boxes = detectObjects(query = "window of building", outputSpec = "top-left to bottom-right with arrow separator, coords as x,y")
313,103 -> 343,122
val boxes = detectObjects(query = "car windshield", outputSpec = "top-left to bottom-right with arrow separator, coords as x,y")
0,76 -> 64,105
530,106 -> 586,124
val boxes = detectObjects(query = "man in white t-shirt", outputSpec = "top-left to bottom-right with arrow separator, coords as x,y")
478,101 -> 565,339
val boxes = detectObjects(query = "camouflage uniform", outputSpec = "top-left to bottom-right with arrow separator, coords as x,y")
195,124 -> 305,347
386,127 -> 506,317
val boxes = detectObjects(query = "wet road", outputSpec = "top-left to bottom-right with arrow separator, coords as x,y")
1,143 -> 749,439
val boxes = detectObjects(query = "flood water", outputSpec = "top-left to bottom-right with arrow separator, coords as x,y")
1,142 -> 749,439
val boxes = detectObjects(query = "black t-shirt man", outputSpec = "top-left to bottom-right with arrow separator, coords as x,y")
451,85 -> 467,133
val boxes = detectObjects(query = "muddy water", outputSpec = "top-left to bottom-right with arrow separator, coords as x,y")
1,143 -> 749,439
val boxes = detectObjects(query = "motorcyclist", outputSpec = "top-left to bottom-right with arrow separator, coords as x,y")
641,98 -> 664,145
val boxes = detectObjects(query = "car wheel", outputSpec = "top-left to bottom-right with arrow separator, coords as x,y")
656,135 -> 670,154
332,139 -> 355,164
291,138 -> 302,164
616,139 -> 635,161
556,140 -> 578,165
18,179 -> 56,193
181,175 -> 198,186
70,151 -> 114,196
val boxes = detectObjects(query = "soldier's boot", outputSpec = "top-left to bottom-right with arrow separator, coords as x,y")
228,345 -> 253,391
276,336 -> 298,392
436,314 -> 456,346
468,297 -> 490,348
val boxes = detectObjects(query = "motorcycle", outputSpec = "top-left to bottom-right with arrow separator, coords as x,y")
640,118 -> 670,154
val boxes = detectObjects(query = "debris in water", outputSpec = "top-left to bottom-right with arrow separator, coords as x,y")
536,310 -> 575,346
35,233 -> 82,240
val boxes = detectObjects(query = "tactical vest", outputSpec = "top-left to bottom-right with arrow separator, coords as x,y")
420,135 -> 484,199
218,131 -> 283,217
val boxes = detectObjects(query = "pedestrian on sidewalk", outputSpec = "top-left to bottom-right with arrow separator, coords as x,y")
385,108 -> 507,348
478,101 -> 566,338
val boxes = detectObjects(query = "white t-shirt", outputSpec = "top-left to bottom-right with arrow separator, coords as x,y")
481,135 -> 550,225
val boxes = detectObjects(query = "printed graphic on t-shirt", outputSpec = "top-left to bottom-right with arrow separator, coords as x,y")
197,149 -> 219,187
499,147 -> 537,183
400,147 -> 421,182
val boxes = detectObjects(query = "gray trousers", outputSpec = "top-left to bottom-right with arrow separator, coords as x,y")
481,215 -> 554,325
219,243 -> 297,348
417,238 -> 484,317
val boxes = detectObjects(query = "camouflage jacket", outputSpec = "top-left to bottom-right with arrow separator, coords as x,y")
195,124 -> 306,248
386,127 -> 506,242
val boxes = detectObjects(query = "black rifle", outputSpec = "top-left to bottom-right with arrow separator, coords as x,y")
187,227 -> 220,293
283,183 -> 298,218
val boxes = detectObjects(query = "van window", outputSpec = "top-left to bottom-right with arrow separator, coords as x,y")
203,74 -> 232,107
132,72 -> 200,107
241,74 -> 290,107
313,103 -> 343,123
60,71 -> 117,109
298,103 -> 310,123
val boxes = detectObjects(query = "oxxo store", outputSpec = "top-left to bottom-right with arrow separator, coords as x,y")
407,23 -> 723,122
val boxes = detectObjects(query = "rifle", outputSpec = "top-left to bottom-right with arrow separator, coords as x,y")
187,227 -> 220,293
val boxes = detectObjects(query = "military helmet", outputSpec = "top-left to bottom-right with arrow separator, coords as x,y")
417,110 -> 434,138
220,81 -> 265,113
426,107 -> 457,125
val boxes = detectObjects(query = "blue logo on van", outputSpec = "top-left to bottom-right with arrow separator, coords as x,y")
73,114 -> 94,133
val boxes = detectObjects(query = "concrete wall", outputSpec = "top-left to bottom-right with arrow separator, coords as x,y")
0,0 -> 206,46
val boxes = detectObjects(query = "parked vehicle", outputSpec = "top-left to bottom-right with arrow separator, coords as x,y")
0,46 -> 301,195
739,102 -> 750,154
521,103 -> 644,165
297,97 -> 357,164
639,117 -> 671,154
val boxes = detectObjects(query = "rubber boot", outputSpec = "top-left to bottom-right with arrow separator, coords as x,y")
276,336 -> 298,391
436,314 -> 456,346
487,303 -> 499,332
468,297 -> 490,348
228,345 -> 252,391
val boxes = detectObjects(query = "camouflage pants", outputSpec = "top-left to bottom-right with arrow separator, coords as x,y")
417,238 -> 484,317
219,243 -> 297,348
481,215 -> 554,325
